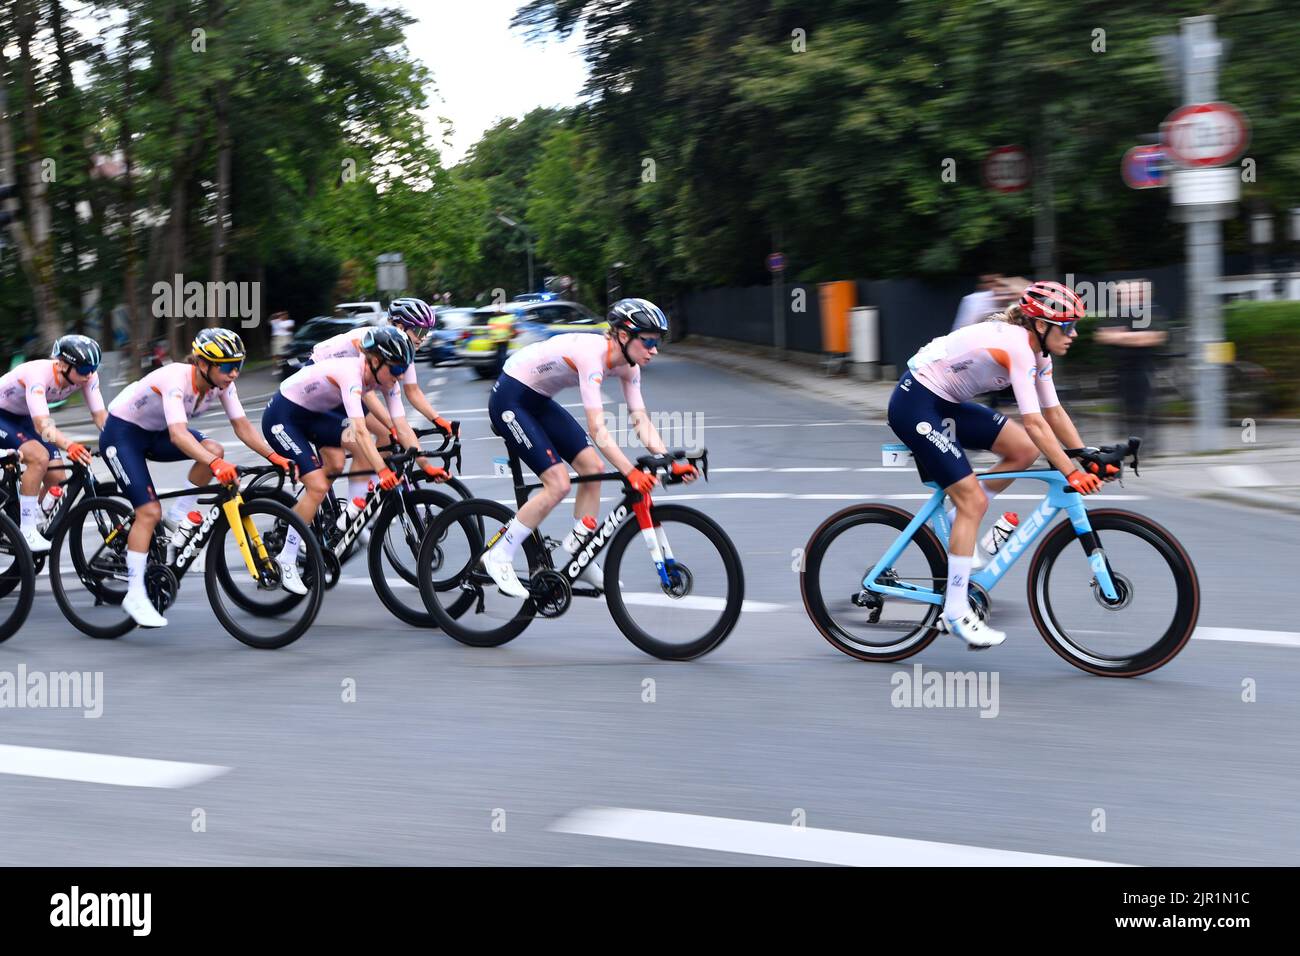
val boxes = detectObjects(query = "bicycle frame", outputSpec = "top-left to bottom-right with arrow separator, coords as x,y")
498,450 -> 684,591
862,469 -> 1121,605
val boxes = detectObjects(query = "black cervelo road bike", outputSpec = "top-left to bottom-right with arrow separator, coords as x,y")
242,423 -> 470,627
417,446 -> 744,660
49,463 -> 324,648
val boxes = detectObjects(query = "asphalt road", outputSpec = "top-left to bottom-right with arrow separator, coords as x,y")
1,353 -> 1296,866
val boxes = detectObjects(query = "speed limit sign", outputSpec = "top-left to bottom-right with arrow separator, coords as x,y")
983,145 -> 1031,193
1161,102 -> 1249,168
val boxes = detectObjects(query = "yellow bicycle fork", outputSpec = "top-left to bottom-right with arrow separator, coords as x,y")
222,494 -> 270,580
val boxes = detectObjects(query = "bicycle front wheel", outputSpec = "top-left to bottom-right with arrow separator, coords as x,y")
800,504 -> 947,662
0,512 -> 35,642
204,498 -> 324,649
48,496 -> 138,639
371,486 -> 458,626
1027,509 -> 1199,677
603,504 -> 744,660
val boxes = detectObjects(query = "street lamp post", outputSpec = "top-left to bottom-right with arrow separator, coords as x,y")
496,213 -> 534,294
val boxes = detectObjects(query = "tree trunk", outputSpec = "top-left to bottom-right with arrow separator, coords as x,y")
120,13 -> 145,377
209,79 -> 231,332
50,0 -> 85,332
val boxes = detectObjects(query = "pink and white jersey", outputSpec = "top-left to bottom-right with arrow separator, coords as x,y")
0,359 -> 106,419
280,355 -> 405,421
503,333 -> 645,411
108,362 -> 246,431
908,320 -> 1059,415
311,329 -> 418,386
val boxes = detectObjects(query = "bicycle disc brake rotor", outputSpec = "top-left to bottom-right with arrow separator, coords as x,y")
1091,570 -> 1133,610
663,562 -> 693,598
530,569 -> 571,618
145,565 -> 180,613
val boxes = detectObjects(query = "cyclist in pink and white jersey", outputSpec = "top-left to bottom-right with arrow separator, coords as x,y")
481,298 -> 698,597
0,335 -> 107,551
310,298 -> 453,503
102,329 -> 296,628
264,327 -> 432,590
887,281 -> 1113,649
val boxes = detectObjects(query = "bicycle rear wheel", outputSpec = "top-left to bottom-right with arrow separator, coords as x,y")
0,512 -> 35,642
603,504 -> 743,660
801,504 -> 947,662
1028,509 -> 1198,676
48,496 -> 138,639
417,497 -> 538,647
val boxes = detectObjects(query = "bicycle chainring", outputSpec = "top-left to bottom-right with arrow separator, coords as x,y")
530,568 -> 571,618
145,564 -> 179,613
967,582 -> 992,622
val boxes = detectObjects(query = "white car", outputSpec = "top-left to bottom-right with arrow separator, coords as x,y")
335,301 -> 386,320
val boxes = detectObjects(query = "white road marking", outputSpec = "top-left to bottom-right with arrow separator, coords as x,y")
0,744 -> 230,789
552,808 -> 1129,866
775,467 -> 851,473
620,593 -> 784,613
1210,464 -> 1277,488
1194,627 -> 1300,648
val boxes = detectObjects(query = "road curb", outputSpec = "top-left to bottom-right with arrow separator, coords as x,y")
1200,489 -> 1300,517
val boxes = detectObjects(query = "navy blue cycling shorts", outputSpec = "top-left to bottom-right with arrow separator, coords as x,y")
261,393 -> 346,476
488,373 -> 592,476
100,413 -> 210,507
886,372 -> 1008,489
0,409 -> 59,457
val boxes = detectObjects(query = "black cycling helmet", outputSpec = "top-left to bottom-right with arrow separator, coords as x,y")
361,325 -> 415,369
51,334 -> 103,372
608,297 -> 667,366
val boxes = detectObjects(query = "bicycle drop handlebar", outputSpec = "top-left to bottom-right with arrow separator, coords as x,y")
1065,436 -> 1142,479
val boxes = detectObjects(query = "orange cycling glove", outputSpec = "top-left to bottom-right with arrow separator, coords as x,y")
378,467 -> 401,491
433,416 -> 455,436
209,457 -> 238,484
423,464 -> 449,482
1067,470 -> 1103,495
1086,460 -> 1120,480
626,469 -> 657,495
670,461 -> 698,480
66,442 -> 92,465
268,453 -> 297,478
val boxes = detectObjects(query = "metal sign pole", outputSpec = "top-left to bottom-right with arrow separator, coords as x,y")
1182,15 -> 1225,451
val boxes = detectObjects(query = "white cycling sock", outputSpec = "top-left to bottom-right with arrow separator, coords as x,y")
278,528 -> 302,564
491,517 -> 533,561
944,553 -> 973,621
126,550 -> 148,598
19,494 -> 38,530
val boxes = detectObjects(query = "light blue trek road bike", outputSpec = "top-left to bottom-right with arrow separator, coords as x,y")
800,439 -> 1200,677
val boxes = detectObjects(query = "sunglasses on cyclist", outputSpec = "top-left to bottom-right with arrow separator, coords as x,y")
386,363 -> 409,377
1044,320 -> 1077,335
71,363 -> 98,376
636,336 -> 661,351
210,358 -> 244,374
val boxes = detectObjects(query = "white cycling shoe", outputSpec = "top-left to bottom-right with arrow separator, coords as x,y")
22,526 -> 51,553
278,560 -> 308,595
943,612 -> 1006,649
123,591 -> 168,628
481,547 -> 529,598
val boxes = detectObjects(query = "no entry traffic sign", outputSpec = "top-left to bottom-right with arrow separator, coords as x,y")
1161,102 -> 1249,167
983,145 -> 1031,193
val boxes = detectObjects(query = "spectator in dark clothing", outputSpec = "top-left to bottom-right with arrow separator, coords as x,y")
1095,279 -> 1168,450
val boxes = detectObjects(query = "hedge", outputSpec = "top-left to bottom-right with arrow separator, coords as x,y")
1224,301 -> 1300,413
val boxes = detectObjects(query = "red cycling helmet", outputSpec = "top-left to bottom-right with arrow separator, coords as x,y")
1018,281 -> 1085,356
1018,281 -> 1086,324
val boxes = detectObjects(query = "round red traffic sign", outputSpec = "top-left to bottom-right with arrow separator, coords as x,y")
983,145 -> 1031,193
766,252 -> 786,273
1161,102 -> 1249,168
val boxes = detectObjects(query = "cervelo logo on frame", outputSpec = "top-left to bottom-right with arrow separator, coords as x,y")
177,504 -> 223,566
568,504 -> 628,577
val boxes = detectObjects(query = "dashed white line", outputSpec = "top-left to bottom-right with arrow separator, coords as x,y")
1194,627 -> 1300,648
0,744 -> 230,789
552,808 -> 1129,866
